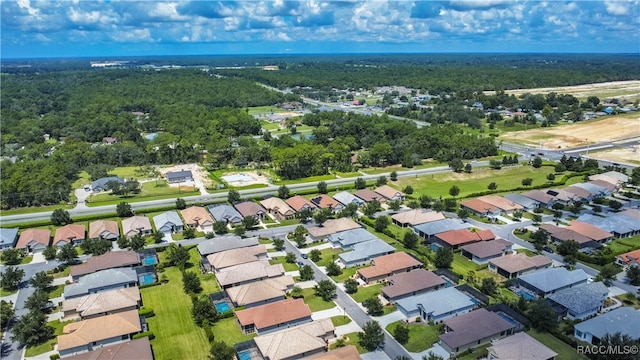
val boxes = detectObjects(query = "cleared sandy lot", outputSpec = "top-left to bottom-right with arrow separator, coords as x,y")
159,163 -> 211,189
486,80 -> 640,100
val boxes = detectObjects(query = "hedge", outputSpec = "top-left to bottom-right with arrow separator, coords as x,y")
138,307 -> 155,318
132,331 -> 155,340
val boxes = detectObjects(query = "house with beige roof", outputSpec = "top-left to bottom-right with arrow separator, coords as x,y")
382,269 -> 446,302
226,276 -> 294,308
521,190 -> 555,208
216,260 -> 285,289
487,332 -> 557,360
354,188 -> 385,203
357,252 -> 422,284
235,298 -> 312,334
308,217 -> 361,240
374,185 -> 405,201
62,287 -> 141,320
16,229 -> 50,252
61,337 -> 153,360
460,238 -> 513,264
88,220 -> 120,241
391,209 -> 445,227
205,244 -> 267,271
254,318 -> 335,360
121,216 -> 153,238
460,198 -> 500,218
260,197 -> 295,220
539,224 -> 598,249
57,309 -> 142,358
234,201 -> 267,220
70,251 -> 141,280
180,206 -> 215,232
285,195 -> 317,212
53,224 -> 86,247
489,253 -> 552,279
477,195 -> 523,215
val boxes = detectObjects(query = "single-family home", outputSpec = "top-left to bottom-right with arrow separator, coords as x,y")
57,310 -> 142,358
70,251 -> 141,280
226,276 -> 294,308
517,268 -> 589,298
477,195 -> 523,215
391,209 -> 445,227
433,229 -> 495,250
121,216 -> 153,238
333,191 -> 364,207
216,260 -> 285,289
61,287 -> 141,320
487,332 -> 557,360
374,185 -> 405,201
260,197 -> 295,220
538,224 -> 600,250
382,269 -> 446,302
15,229 -> 51,252
180,206 -> 215,232
460,239 -> 513,264
413,218 -> 471,241
166,170 -> 193,184
308,218 -> 361,240
0,228 -> 19,250
235,298 -> 312,334
545,189 -> 578,204
460,198 -> 501,218
546,281 -> 608,320
587,179 -> 617,193
489,253 -> 552,279
53,224 -> 86,247
304,345 -> 361,360
61,337 -> 152,360
91,176 -> 125,192
64,268 -> 138,299
207,204 -> 244,225
502,193 -> 539,211
338,239 -> 395,267
588,171 -> 628,187
439,308 -> 516,354
564,185 -> 595,201
205,245 -> 267,271
567,221 -> 614,244
88,220 -> 119,241
577,213 -> 640,239
285,195 -> 317,213
153,211 -> 184,234
254,318 -> 335,359
616,249 -> 640,268
234,201 -> 267,220
397,287 -> 476,323
328,228 -> 379,249
196,236 -> 259,258
574,307 -> 640,345
356,252 -> 422,284
310,194 -> 344,211
354,189 -> 386,203
521,190 -> 555,208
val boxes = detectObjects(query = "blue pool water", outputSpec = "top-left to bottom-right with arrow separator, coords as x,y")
518,290 -> 536,301
143,256 -> 157,265
140,274 -> 155,285
215,302 -> 231,313
429,244 -> 440,251
444,281 -> 453,287
237,350 -> 251,360
497,312 -> 519,327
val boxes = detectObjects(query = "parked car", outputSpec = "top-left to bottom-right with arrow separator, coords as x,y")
543,246 -> 554,253
301,253 -> 308,259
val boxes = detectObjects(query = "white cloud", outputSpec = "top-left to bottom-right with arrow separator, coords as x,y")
604,0 -> 629,15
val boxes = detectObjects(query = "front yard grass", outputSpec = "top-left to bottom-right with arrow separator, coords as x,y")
314,248 -> 344,267
330,315 -> 352,327
48,284 -> 64,298
330,266 -> 360,283
351,284 -> 382,303
300,288 -> 337,312
269,256 -> 299,272
386,321 -> 442,353
527,330 -> 589,360
329,332 -> 367,353
24,319 -> 69,357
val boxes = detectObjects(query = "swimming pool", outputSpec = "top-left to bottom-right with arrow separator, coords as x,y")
429,244 -> 440,251
215,302 -> 231,313
237,350 -> 252,360
143,256 -> 157,266
518,290 -> 536,301
139,273 -> 155,286
497,312 -> 519,327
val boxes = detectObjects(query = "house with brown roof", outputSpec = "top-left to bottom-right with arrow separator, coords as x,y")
354,189 -> 385,203
254,318 -> 335,360
489,253 -> 552,279
310,194 -> 344,211
285,195 -> 317,212
121,216 -> 153,238
521,190 -> 555,207
564,185 -> 594,202
205,245 -> 267,271
62,287 -> 141,320
460,198 -> 501,218
567,221 -> 613,244
88,220 -> 119,241
70,251 -> 141,280
439,308 -> 516,354
357,252 -> 422,283
460,239 -> 513,264
304,345 -> 361,360
57,309 -> 142,358
382,269 -> 446,301
216,260 -> 285,289
588,179 -> 617,193
53,224 -> 86,247
234,201 -> 267,220
487,332 -> 557,360
62,337 -> 153,360
374,185 -> 405,201
226,276 -> 294,308
235,298 -> 312,334
539,223 -> 597,249
616,249 -> 640,268
260,197 -> 295,220
391,209 -> 445,227
477,195 -> 524,215
15,229 -> 51,252
308,218 -> 361,240
433,229 -> 495,249
180,206 -> 215,232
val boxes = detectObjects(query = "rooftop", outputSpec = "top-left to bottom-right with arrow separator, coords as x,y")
489,253 -> 552,274
488,332 -> 557,360
413,218 -> 470,236
285,195 -> 317,211
53,224 -> 86,245
64,268 -> 138,299
16,229 -> 51,249
206,244 -> 266,270
196,236 -> 259,256
57,310 -> 141,351
357,252 -> 422,280
574,307 -> 640,340
374,185 -> 404,200
568,221 -> 613,242
61,337 -> 152,360
310,194 -> 343,209
71,251 -> 140,278
333,191 -> 364,206
260,197 -> 295,216
353,189 -> 384,202
461,198 -> 500,214
121,216 -> 152,234
435,228 -> 495,247
460,238 -> 512,259
391,209 -> 445,226
207,204 -> 243,223
338,238 -> 395,264
254,318 -> 335,360
382,269 -> 446,299
327,228 -> 379,247
519,268 -> 589,293
236,298 -> 312,330
439,308 -> 515,350
62,286 -> 140,318
304,345 -> 361,360
547,282 -> 608,315
396,286 -> 475,318
152,211 -> 182,228
308,218 -> 361,238
234,201 -> 267,218
180,206 -> 215,225
521,190 -> 555,205
0,228 -> 19,247
89,220 -> 120,239
226,276 -> 294,307
478,195 -> 524,211
216,260 -> 285,287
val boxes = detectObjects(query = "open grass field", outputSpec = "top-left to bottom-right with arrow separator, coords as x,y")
527,330 -> 588,360
211,317 -> 255,345
25,319 -> 70,357
300,288 -> 337,312
386,321 -> 441,353
249,105 -> 291,115
451,253 -> 484,277
87,180 -> 199,206
0,202 -> 74,216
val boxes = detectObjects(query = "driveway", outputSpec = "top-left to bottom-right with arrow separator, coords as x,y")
374,310 -> 406,328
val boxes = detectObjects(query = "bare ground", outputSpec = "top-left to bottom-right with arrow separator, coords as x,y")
159,163 -> 211,189
588,148 -> 640,165
485,80 -> 640,101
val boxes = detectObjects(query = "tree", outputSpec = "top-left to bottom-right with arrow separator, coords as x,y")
29,271 -> 53,291
487,182 -> 497,191
167,243 -> 190,269
317,181 -> 328,194
529,302 -> 558,332
242,216 -> 259,230
374,216 -> 389,232
326,262 -> 343,277
568,200 -> 583,215
213,221 -> 228,234
591,332 -> 640,360
338,203 -> 358,218
596,264 -> 619,286
546,173 -> 556,181
393,324 -> 409,345
521,178 -> 533,187
464,163 -> 473,173
434,247 -> 453,268
359,321 -> 385,351
227,189 -> 241,203
448,185 -> 460,198
116,201 -> 133,217
296,207 -> 313,222
43,246 -> 57,261
51,209 -> 72,226
290,285 -> 303,298
480,278 -> 497,295
272,238 -> 285,251
376,176 -> 387,187
403,185 -> 414,195
363,296 -> 384,316
457,208 -> 470,220
557,240 -> 579,258
299,265 -> 315,281
1,266 -> 24,291
532,214 -> 542,224
25,289 -> 51,312
130,233 -> 146,251
530,228 -> 548,251
10,311 -> 54,347
278,185 -> 290,199
344,278 -> 358,294
314,280 -> 337,301
422,354 -> 445,360
532,156 -> 543,168
387,200 -> 402,211
608,199 -> 623,211
209,341 -> 235,360
390,171 -> 398,181
234,226 -> 246,236
117,236 -> 130,249
313,208 -> 330,225
362,200 -> 382,217
175,198 -> 187,210
192,296 -> 217,327
627,266 -> 640,286
153,231 -> 165,244
56,243 -> 78,264
309,249 -> 322,262
1,300 -> 15,329
285,252 -> 297,263
183,271 -> 203,294
355,177 -> 367,189
448,158 -> 464,173
0,248 -> 21,265
80,238 -> 113,256
403,231 -> 419,249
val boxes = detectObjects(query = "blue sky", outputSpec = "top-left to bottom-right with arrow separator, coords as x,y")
1,0 -> 639,58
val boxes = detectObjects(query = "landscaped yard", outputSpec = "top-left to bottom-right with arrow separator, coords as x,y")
300,288 -> 337,312
269,256 -> 300,272
314,248 -> 344,267
527,330 -> 589,360
86,180 -> 199,206
330,315 -> 352,327
451,253 -> 484,277
457,343 -> 491,360
24,319 -> 70,357
386,321 -> 442,353
48,284 -> 64,298
210,317 -> 255,346
187,247 -> 221,294
330,266 -> 361,283
351,284 -> 382,303
329,332 -> 366,353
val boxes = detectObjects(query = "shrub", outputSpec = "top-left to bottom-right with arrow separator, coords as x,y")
138,307 -> 155,318
50,355 -> 60,360
132,331 -> 155,340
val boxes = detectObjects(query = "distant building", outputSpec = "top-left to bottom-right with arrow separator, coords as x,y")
166,170 -> 193,184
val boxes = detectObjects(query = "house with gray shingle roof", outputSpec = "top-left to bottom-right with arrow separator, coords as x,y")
574,307 -> 640,345
152,211 -> 184,234
64,268 -> 138,299
332,191 -> 364,207
577,213 -> 640,238
413,218 -> 470,241
487,332 -> 557,360
338,239 -> 395,267
327,228 -> 379,248
0,228 -> 19,250
503,193 -> 539,210
546,282 -> 608,320
207,204 -> 243,225
575,182 -> 611,197
397,287 -> 476,323
91,176 -> 125,192
196,236 -> 259,257
517,268 -> 589,298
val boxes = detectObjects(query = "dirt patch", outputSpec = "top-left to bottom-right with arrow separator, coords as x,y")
485,80 -> 640,101
220,171 -> 272,187
159,163 -> 211,189
589,148 -> 640,165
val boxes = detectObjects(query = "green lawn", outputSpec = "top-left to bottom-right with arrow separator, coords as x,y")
211,317 -> 255,346
607,236 -> 640,255
314,248 -> 344,267
141,266 -> 210,360
331,266 -> 360,283
301,288 -> 337,312
187,247 -> 220,294
386,321 -> 442,353
351,284 -> 382,303
451,253 -> 484,277
382,304 -> 397,315
330,315 -> 352,327
24,319 -> 69,357
273,174 -> 336,185
251,106 -> 289,115
335,171 -> 362,178
172,231 -> 205,241
457,343 -> 491,360
0,202 -> 74,216
269,256 -> 300,272
329,332 -> 367,353
516,248 -> 537,256
87,180 -> 199,206
527,330 -> 588,360
48,284 -> 64,298
0,288 -> 17,297
49,266 -> 71,279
